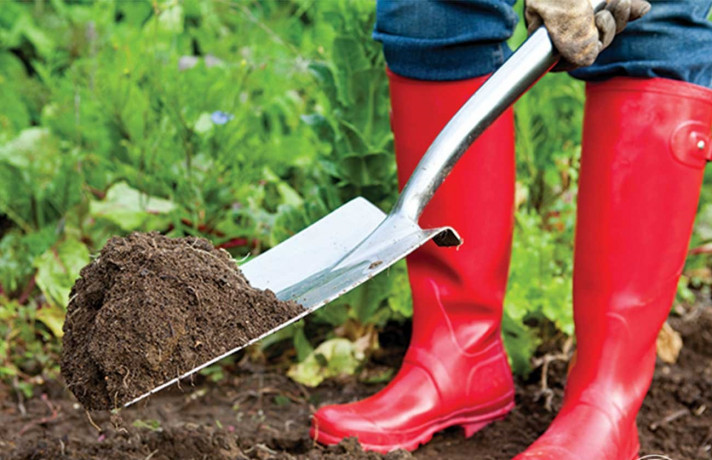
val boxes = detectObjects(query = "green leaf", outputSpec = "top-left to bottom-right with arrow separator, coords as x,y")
287,338 -> 365,387
132,419 -> 162,431
312,302 -> 349,326
156,3 -> 183,33
340,269 -> 392,325
36,303 -> 66,338
34,237 -> 90,309
90,182 -> 176,231
332,37 -> 370,106
194,112 -> 214,135
8,14 -> 54,59
115,1 -> 153,26
307,61 -> 338,105
501,312 -> 538,377
387,261 -> 412,318
293,325 -> 314,362
0,128 -> 50,169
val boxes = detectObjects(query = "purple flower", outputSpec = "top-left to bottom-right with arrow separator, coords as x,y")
211,111 -> 234,125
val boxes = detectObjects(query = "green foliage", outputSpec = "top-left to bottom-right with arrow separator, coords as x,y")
0,0 -> 334,386
35,237 -> 90,309
132,419 -> 163,431
503,211 -> 573,375
3,0 -> 701,392
288,337 -> 365,387
499,64 -> 585,374
303,3 -> 394,209
89,182 -> 176,232
0,0 -> 408,389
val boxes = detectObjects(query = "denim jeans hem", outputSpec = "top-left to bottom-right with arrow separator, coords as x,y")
375,31 -> 513,81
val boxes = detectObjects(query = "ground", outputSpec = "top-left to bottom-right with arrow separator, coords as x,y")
1,304 -> 710,460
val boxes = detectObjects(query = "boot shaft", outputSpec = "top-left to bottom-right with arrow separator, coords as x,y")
387,71 -> 516,352
570,77 -> 712,409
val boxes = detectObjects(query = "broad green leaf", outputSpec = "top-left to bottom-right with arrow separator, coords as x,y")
387,261 -> 412,318
287,338 -> 365,387
312,302 -> 349,326
194,112 -> 214,134
293,326 -> 314,362
34,237 -> 90,309
332,37 -> 370,106
7,15 -> 54,58
339,269 -> 393,325
36,303 -> 66,338
0,128 -> 50,169
156,4 -> 183,33
115,1 -> 153,26
90,182 -> 176,231
308,61 -> 338,104
276,181 -> 303,208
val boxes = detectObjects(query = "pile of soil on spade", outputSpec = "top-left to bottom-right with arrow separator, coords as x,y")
61,232 -> 303,411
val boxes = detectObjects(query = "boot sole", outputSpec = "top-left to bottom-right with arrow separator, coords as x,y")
312,398 -> 515,453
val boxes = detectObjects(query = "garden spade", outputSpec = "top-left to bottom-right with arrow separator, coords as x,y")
126,0 -> 606,407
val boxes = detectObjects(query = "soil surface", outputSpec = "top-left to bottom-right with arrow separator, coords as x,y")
61,232 -> 303,410
3,304 -> 710,459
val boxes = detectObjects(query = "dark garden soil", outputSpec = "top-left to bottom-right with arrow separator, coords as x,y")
61,232 -> 303,410
2,304 -> 710,459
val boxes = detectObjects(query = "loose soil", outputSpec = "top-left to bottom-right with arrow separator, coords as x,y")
3,304 -> 710,459
61,232 -> 303,410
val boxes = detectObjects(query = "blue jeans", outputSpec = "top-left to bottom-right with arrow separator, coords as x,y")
374,0 -> 712,88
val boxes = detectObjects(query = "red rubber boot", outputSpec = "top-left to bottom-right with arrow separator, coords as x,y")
310,71 -> 516,453
515,77 -> 712,460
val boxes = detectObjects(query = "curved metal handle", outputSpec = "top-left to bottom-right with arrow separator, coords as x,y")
392,0 -> 608,222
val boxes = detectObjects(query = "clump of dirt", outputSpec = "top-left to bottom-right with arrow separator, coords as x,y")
61,232 -> 303,410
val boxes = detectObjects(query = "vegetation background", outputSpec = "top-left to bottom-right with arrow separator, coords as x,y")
1,0 -> 711,397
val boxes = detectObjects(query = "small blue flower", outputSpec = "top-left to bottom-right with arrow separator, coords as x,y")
211,111 -> 234,125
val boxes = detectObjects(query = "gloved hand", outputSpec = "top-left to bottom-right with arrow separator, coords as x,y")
525,0 -> 651,70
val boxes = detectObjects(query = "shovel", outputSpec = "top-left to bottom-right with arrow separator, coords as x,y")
126,0 -> 607,407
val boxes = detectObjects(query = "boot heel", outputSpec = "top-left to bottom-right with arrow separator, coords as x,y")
461,415 -> 505,438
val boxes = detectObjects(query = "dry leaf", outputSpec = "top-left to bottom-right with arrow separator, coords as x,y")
657,321 -> 683,364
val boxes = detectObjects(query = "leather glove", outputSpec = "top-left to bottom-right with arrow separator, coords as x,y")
525,0 -> 651,70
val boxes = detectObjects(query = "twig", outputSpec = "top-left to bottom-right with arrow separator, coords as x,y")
85,411 -> 102,433
12,376 -> 26,416
17,394 -> 60,436
531,337 -> 574,412
245,443 -> 278,456
40,393 -> 56,414
649,408 -> 690,431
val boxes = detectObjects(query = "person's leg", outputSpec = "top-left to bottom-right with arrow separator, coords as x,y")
373,0 -> 518,81
518,2 -> 712,458
310,0 -> 519,453
571,0 -> 712,87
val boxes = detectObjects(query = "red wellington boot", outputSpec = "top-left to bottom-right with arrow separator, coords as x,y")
310,71 -> 516,453
515,77 -> 712,460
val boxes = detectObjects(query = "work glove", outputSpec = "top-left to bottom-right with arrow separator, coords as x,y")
525,0 -> 651,70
